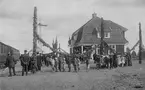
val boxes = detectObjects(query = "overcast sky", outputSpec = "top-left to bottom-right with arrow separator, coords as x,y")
0,0 -> 145,53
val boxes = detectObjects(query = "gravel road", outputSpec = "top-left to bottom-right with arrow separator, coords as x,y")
0,60 -> 145,90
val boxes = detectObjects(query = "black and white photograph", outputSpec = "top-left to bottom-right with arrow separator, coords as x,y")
0,0 -> 145,90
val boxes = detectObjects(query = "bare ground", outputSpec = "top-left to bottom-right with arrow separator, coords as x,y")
0,60 -> 145,90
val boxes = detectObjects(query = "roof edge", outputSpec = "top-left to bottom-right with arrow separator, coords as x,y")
108,20 -> 128,31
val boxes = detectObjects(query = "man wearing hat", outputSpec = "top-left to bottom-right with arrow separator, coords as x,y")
5,52 -> 16,77
21,50 -> 30,76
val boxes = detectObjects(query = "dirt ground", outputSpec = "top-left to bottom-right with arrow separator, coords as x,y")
0,60 -> 145,90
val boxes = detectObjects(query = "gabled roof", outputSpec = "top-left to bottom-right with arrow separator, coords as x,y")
70,14 -> 128,47
0,41 -> 19,52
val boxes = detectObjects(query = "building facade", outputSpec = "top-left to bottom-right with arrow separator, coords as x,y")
68,13 -> 128,55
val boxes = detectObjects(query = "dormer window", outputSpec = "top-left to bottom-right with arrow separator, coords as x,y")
97,33 -> 101,38
97,32 -> 110,38
104,32 -> 110,38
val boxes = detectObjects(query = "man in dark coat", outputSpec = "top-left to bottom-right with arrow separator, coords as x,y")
109,54 -> 113,69
36,52 -> 42,71
65,55 -> 71,72
113,53 -> 117,68
21,50 -> 30,76
127,52 -> 132,66
43,55 -> 48,66
58,54 -> 62,72
71,54 -> 76,72
5,52 -> 16,77
69,55 -> 72,72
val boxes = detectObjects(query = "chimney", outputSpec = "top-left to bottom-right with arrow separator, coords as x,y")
92,12 -> 97,18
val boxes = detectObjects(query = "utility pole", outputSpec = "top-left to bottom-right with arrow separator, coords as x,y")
139,22 -> 142,64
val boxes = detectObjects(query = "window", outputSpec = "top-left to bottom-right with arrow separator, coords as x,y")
97,33 -> 101,38
104,32 -> 110,38
97,32 -> 110,38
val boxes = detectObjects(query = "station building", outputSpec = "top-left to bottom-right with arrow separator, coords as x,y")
68,13 -> 128,55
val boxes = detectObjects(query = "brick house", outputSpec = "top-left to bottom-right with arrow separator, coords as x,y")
68,13 -> 128,55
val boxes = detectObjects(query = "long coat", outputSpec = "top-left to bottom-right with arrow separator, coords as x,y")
21,54 -> 30,66
37,55 -> 42,67
5,55 -> 16,68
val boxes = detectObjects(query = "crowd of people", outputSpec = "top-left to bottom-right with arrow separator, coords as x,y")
93,52 -> 132,69
4,49 -> 132,77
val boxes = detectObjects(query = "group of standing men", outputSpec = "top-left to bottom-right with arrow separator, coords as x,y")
20,50 -> 43,76
4,50 -> 44,77
4,49 -> 132,77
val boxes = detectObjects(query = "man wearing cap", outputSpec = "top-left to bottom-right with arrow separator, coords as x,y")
5,52 -> 16,77
21,50 -> 30,76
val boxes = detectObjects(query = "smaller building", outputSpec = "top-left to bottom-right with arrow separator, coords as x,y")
0,42 -> 20,63
68,13 -> 128,55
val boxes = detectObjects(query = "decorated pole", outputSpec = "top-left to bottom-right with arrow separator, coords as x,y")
33,7 -> 37,56
139,22 -> 142,64
32,7 -> 38,71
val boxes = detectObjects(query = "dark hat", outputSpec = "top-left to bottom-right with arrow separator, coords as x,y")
24,50 -> 27,52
